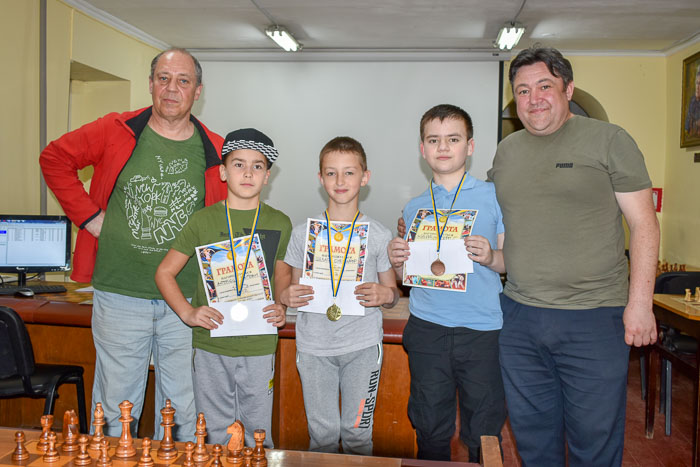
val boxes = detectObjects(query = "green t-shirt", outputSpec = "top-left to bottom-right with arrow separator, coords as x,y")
171,201 -> 292,357
488,116 -> 651,309
93,125 -> 206,298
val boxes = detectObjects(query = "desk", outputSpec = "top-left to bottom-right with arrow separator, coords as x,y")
0,427 -> 502,467
645,294 -> 700,466
0,286 -> 416,458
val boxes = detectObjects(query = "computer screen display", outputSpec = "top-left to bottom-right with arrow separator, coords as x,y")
0,215 -> 72,274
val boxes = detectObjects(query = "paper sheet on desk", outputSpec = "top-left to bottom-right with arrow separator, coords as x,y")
298,278 -> 365,316
405,240 -> 473,276
209,299 -> 277,337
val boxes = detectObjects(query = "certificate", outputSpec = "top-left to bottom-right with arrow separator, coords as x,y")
299,217 -> 370,316
195,234 -> 276,336
402,208 -> 478,292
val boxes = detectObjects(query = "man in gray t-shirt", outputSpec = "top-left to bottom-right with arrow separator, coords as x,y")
488,47 -> 659,466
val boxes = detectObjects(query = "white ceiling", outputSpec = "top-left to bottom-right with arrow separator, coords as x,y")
71,0 -> 700,55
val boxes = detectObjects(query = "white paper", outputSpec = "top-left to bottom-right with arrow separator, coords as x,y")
405,239 -> 473,276
298,277 -> 365,316
209,299 -> 277,337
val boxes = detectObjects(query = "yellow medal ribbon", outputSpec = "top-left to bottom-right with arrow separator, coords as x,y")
225,200 -> 261,297
429,173 -> 467,256
324,210 -> 360,300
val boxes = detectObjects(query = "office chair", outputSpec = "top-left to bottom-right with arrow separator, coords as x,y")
0,305 -> 88,433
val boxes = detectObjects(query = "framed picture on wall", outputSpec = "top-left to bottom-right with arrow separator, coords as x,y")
681,50 -> 700,148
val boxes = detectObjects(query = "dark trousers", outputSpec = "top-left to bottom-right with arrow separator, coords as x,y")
403,314 -> 506,461
499,294 -> 630,467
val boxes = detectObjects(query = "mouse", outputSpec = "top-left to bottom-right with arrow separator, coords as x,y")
15,288 -> 35,298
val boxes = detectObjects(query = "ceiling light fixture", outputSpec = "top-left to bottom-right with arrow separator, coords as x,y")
495,22 -> 526,50
265,26 -> 302,52
494,0 -> 527,51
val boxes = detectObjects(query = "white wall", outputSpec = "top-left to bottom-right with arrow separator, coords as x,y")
195,61 -> 501,229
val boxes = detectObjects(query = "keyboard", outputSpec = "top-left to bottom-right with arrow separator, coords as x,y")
0,284 -> 68,295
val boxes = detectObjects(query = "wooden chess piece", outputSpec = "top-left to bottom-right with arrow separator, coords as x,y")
211,444 -> 223,467
226,420 -> 245,465
37,414 -> 54,452
243,447 -> 253,467
252,430 -> 267,467
61,409 -> 80,452
183,441 -> 195,467
695,287 -> 700,303
43,431 -> 60,463
90,402 -> 106,451
97,439 -> 112,467
685,288 -> 693,301
157,399 -> 178,460
12,431 -> 29,461
138,438 -> 155,467
193,412 -> 210,462
74,435 -> 92,466
115,400 -> 136,458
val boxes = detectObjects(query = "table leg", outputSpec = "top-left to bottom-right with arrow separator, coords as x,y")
645,344 -> 658,439
694,346 -> 700,467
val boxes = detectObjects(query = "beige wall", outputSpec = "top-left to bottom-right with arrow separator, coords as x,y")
504,50 -> 699,267
663,42 -> 700,266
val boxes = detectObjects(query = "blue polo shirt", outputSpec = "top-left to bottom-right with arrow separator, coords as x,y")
402,173 -> 504,330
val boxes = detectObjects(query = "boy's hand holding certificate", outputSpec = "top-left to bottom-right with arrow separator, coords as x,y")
298,216 -> 370,319
195,232 -> 276,337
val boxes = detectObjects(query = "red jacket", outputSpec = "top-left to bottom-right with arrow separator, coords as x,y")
40,107 -> 226,283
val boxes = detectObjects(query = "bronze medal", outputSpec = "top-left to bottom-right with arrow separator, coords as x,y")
326,303 -> 342,321
430,259 -> 446,276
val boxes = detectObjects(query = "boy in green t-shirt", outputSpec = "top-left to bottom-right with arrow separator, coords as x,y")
156,128 -> 292,447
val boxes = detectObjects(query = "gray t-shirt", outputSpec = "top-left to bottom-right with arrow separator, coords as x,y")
488,116 -> 652,309
284,214 -> 393,356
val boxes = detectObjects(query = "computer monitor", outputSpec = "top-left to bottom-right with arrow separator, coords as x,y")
0,214 -> 72,286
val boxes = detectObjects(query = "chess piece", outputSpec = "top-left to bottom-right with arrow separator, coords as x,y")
193,412 -> 210,462
252,430 -> 267,467
695,287 -> 700,303
97,439 -> 112,467
115,400 -> 136,458
138,438 -> 155,467
243,447 -> 253,467
74,435 -> 92,466
157,399 -> 178,460
61,409 -> 80,452
183,441 -> 195,467
685,288 -> 693,301
43,431 -> 60,463
226,420 -> 245,465
90,402 -> 106,451
37,414 -> 54,452
12,431 -> 29,461
211,444 -> 223,467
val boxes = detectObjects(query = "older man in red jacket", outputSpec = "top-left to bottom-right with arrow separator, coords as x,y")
40,48 -> 226,441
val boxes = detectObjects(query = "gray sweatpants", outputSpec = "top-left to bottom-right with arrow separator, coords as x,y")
192,349 -> 274,448
296,344 -> 383,455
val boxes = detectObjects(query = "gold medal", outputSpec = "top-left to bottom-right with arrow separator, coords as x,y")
439,216 -> 448,223
430,259 -> 446,276
334,231 -> 344,242
326,303 -> 342,321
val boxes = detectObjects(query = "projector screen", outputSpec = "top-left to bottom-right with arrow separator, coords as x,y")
194,60 -> 501,230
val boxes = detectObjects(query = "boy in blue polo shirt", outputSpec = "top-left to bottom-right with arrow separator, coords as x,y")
388,104 -> 506,462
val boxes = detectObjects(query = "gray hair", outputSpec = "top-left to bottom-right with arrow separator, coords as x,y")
150,47 -> 202,86
509,46 -> 574,90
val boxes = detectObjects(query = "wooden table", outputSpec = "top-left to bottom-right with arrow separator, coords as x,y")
0,427 -> 503,466
0,285 -> 418,458
645,294 -> 700,466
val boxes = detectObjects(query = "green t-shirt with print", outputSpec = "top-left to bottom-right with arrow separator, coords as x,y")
93,125 -> 206,298
171,201 -> 292,357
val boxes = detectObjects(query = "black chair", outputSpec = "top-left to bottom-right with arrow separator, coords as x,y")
642,272 -> 700,435
0,305 -> 88,432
